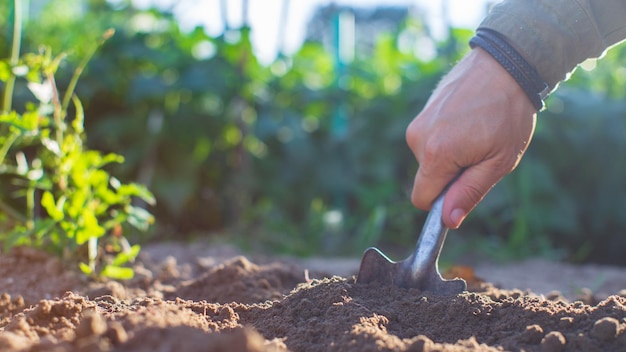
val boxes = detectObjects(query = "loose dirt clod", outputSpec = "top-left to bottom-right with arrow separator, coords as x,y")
540,331 -> 566,352
1,246 -> 626,351
591,317 -> 620,341
520,324 -> 544,344
171,256 -> 304,304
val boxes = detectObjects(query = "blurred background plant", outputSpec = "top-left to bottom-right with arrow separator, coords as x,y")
0,0 -> 154,279
2,0 -> 626,265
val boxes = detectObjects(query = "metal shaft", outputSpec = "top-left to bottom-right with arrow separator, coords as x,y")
405,192 -> 447,279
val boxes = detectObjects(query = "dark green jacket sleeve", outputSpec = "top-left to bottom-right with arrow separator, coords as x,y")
478,0 -> 626,91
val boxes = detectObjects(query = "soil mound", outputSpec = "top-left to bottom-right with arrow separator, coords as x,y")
0,246 -> 625,351
171,256 -> 305,304
240,277 -> 626,351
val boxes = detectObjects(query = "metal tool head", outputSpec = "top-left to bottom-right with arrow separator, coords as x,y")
356,189 -> 466,295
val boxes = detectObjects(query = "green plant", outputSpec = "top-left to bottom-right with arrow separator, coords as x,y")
14,0 -> 626,264
0,3 -> 154,279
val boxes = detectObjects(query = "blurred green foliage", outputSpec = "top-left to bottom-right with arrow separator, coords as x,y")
0,1 -> 154,279
3,0 -> 626,264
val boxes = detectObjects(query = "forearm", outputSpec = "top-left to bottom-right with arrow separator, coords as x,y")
479,0 -> 626,91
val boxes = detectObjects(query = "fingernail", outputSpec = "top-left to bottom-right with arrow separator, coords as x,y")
450,208 -> 466,228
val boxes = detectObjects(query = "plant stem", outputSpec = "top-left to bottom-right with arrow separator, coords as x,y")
26,185 -> 35,229
61,29 -> 115,113
48,73 -> 65,145
2,0 -> 23,113
0,132 -> 18,165
9,0 -> 21,66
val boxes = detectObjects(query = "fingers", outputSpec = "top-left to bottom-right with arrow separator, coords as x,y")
406,116 -> 461,211
441,161 -> 508,229
410,160 -> 459,211
410,146 -> 514,229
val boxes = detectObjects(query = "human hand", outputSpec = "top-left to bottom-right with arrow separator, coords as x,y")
405,47 -> 537,229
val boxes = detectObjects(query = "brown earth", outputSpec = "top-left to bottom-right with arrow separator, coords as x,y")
1,243 -> 626,351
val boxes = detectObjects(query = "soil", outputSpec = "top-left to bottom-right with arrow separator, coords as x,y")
1,243 -> 626,351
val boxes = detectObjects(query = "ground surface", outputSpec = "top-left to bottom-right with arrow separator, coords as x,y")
1,242 -> 626,351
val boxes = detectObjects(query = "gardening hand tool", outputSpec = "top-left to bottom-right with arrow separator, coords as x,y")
356,186 -> 467,295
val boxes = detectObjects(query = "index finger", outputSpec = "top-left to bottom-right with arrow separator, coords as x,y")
410,162 -> 461,211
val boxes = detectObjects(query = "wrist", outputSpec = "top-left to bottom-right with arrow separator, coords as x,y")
469,29 -> 548,111
465,48 -> 534,113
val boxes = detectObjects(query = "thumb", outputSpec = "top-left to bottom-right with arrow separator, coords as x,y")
442,161 -> 507,229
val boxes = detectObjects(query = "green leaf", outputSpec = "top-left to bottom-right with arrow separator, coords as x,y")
117,183 -> 156,205
96,188 -> 121,210
79,262 -> 93,276
109,176 -> 122,190
21,110 -> 40,130
111,244 -> 141,266
0,111 -> 35,132
125,205 -> 154,231
101,153 -> 124,166
88,169 -> 110,189
75,210 -> 105,245
41,191 -> 64,221
0,60 -> 11,81
41,138 -> 62,156
71,95 -> 85,134
101,265 -> 134,280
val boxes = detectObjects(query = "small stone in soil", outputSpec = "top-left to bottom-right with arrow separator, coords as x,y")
558,317 -> 574,329
541,331 -> 566,352
591,317 -> 620,341
520,324 -> 544,344
75,311 -> 107,338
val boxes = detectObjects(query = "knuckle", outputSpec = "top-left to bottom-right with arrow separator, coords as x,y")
405,120 -> 421,151
405,115 -> 432,152
421,137 -> 446,166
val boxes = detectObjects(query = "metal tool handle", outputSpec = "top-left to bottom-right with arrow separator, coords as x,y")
406,189 -> 448,278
